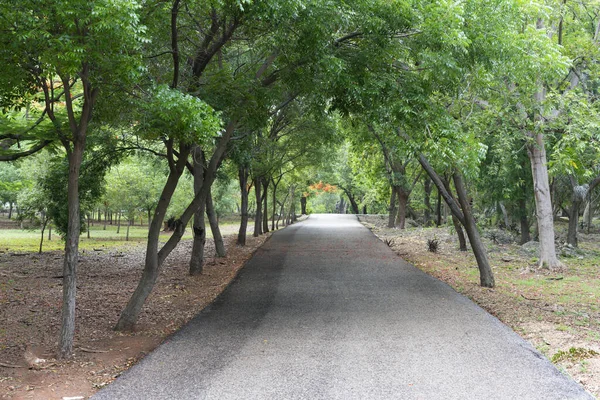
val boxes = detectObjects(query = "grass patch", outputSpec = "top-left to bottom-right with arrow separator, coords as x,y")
551,347 -> 599,364
0,221 -> 241,253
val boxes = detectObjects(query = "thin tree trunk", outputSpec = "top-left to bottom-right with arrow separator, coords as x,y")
237,167 -> 249,246
8,202 -> 12,219
126,220 -> 131,242
86,214 -> 90,239
190,146 -> 207,276
39,215 -> 48,254
48,224 -> 52,241
453,173 -> 495,287
103,207 -> 107,230
424,177 -> 432,226
527,131 -> 562,269
253,177 -> 262,237
262,178 -> 269,233
271,179 -> 279,231
388,187 -> 397,228
519,197 -> 531,244
206,190 -> 225,257
413,150 -> 495,287
441,178 -> 467,251
452,215 -> 467,251
436,188 -> 442,226
584,198 -> 593,234
117,212 -> 121,234
300,196 -> 307,215
59,143 -> 84,359
499,202 -> 510,228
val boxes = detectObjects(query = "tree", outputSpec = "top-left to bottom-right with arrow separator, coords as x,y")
0,0 -> 146,358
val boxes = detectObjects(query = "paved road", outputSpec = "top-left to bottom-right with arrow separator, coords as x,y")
94,214 -> 593,399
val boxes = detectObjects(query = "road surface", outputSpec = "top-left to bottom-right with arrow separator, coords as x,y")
94,214 -> 593,399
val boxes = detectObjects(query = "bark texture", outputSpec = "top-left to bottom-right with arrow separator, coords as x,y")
206,190 -> 225,257
527,131 -> 562,269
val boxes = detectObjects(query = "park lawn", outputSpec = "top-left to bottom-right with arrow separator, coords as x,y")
0,221 -> 242,253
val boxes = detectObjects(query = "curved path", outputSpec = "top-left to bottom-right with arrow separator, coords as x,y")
94,214 -> 592,399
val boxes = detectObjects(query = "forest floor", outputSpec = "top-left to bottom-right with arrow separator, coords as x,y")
0,219 -> 269,400
359,215 -> 600,399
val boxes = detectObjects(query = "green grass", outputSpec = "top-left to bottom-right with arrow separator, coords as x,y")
0,221 -> 242,253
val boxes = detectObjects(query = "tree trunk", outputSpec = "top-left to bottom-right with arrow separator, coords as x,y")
499,202 -> 510,228
436,188 -> 442,226
237,167 -> 249,246
114,144 -> 191,332
48,224 -> 52,241
583,198 -> 593,234
527,132 -> 562,269
346,191 -> 359,214
117,212 -> 121,234
8,202 -> 12,219
452,215 -> 467,251
103,207 -> 107,230
253,177 -> 262,237
86,213 -> 90,239
388,187 -> 397,228
39,215 -> 48,254
271,180 -> 279,231
190,146 -> 207,276
300,196 -> 307,215
440,178 -> 467,251
59,143 -> 84,359
126,220 -> 131,242
567,189 -> 583,248
424,177 -> 432,226
453,173 -> 495,287
396,188 -> 408,229
519,198 -> 531,244
262,178 -> 269,233
206,190 -> 225,257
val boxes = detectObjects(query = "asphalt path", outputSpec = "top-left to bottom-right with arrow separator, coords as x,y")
94,214 -> 593,399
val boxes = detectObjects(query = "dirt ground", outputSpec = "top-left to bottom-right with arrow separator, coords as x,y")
359,215 -> 600,399
0,232 -> 268,400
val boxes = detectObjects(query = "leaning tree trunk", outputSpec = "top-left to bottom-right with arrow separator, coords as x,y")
452,215 -> 467,251
114,145 -> 190,331
453,173 -> 495,287
253,177 -> 262,237
346,192 -> 359,215
441,178 -> 467,252
237,167 -> 249,246
59,143 -> 84,359
190,146 -> 207,276
527,132 -> 562,270
206,190 -> 225,257
388,187 -> 397,228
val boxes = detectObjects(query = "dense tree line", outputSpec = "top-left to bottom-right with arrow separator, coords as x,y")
2,0 -> 600,358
